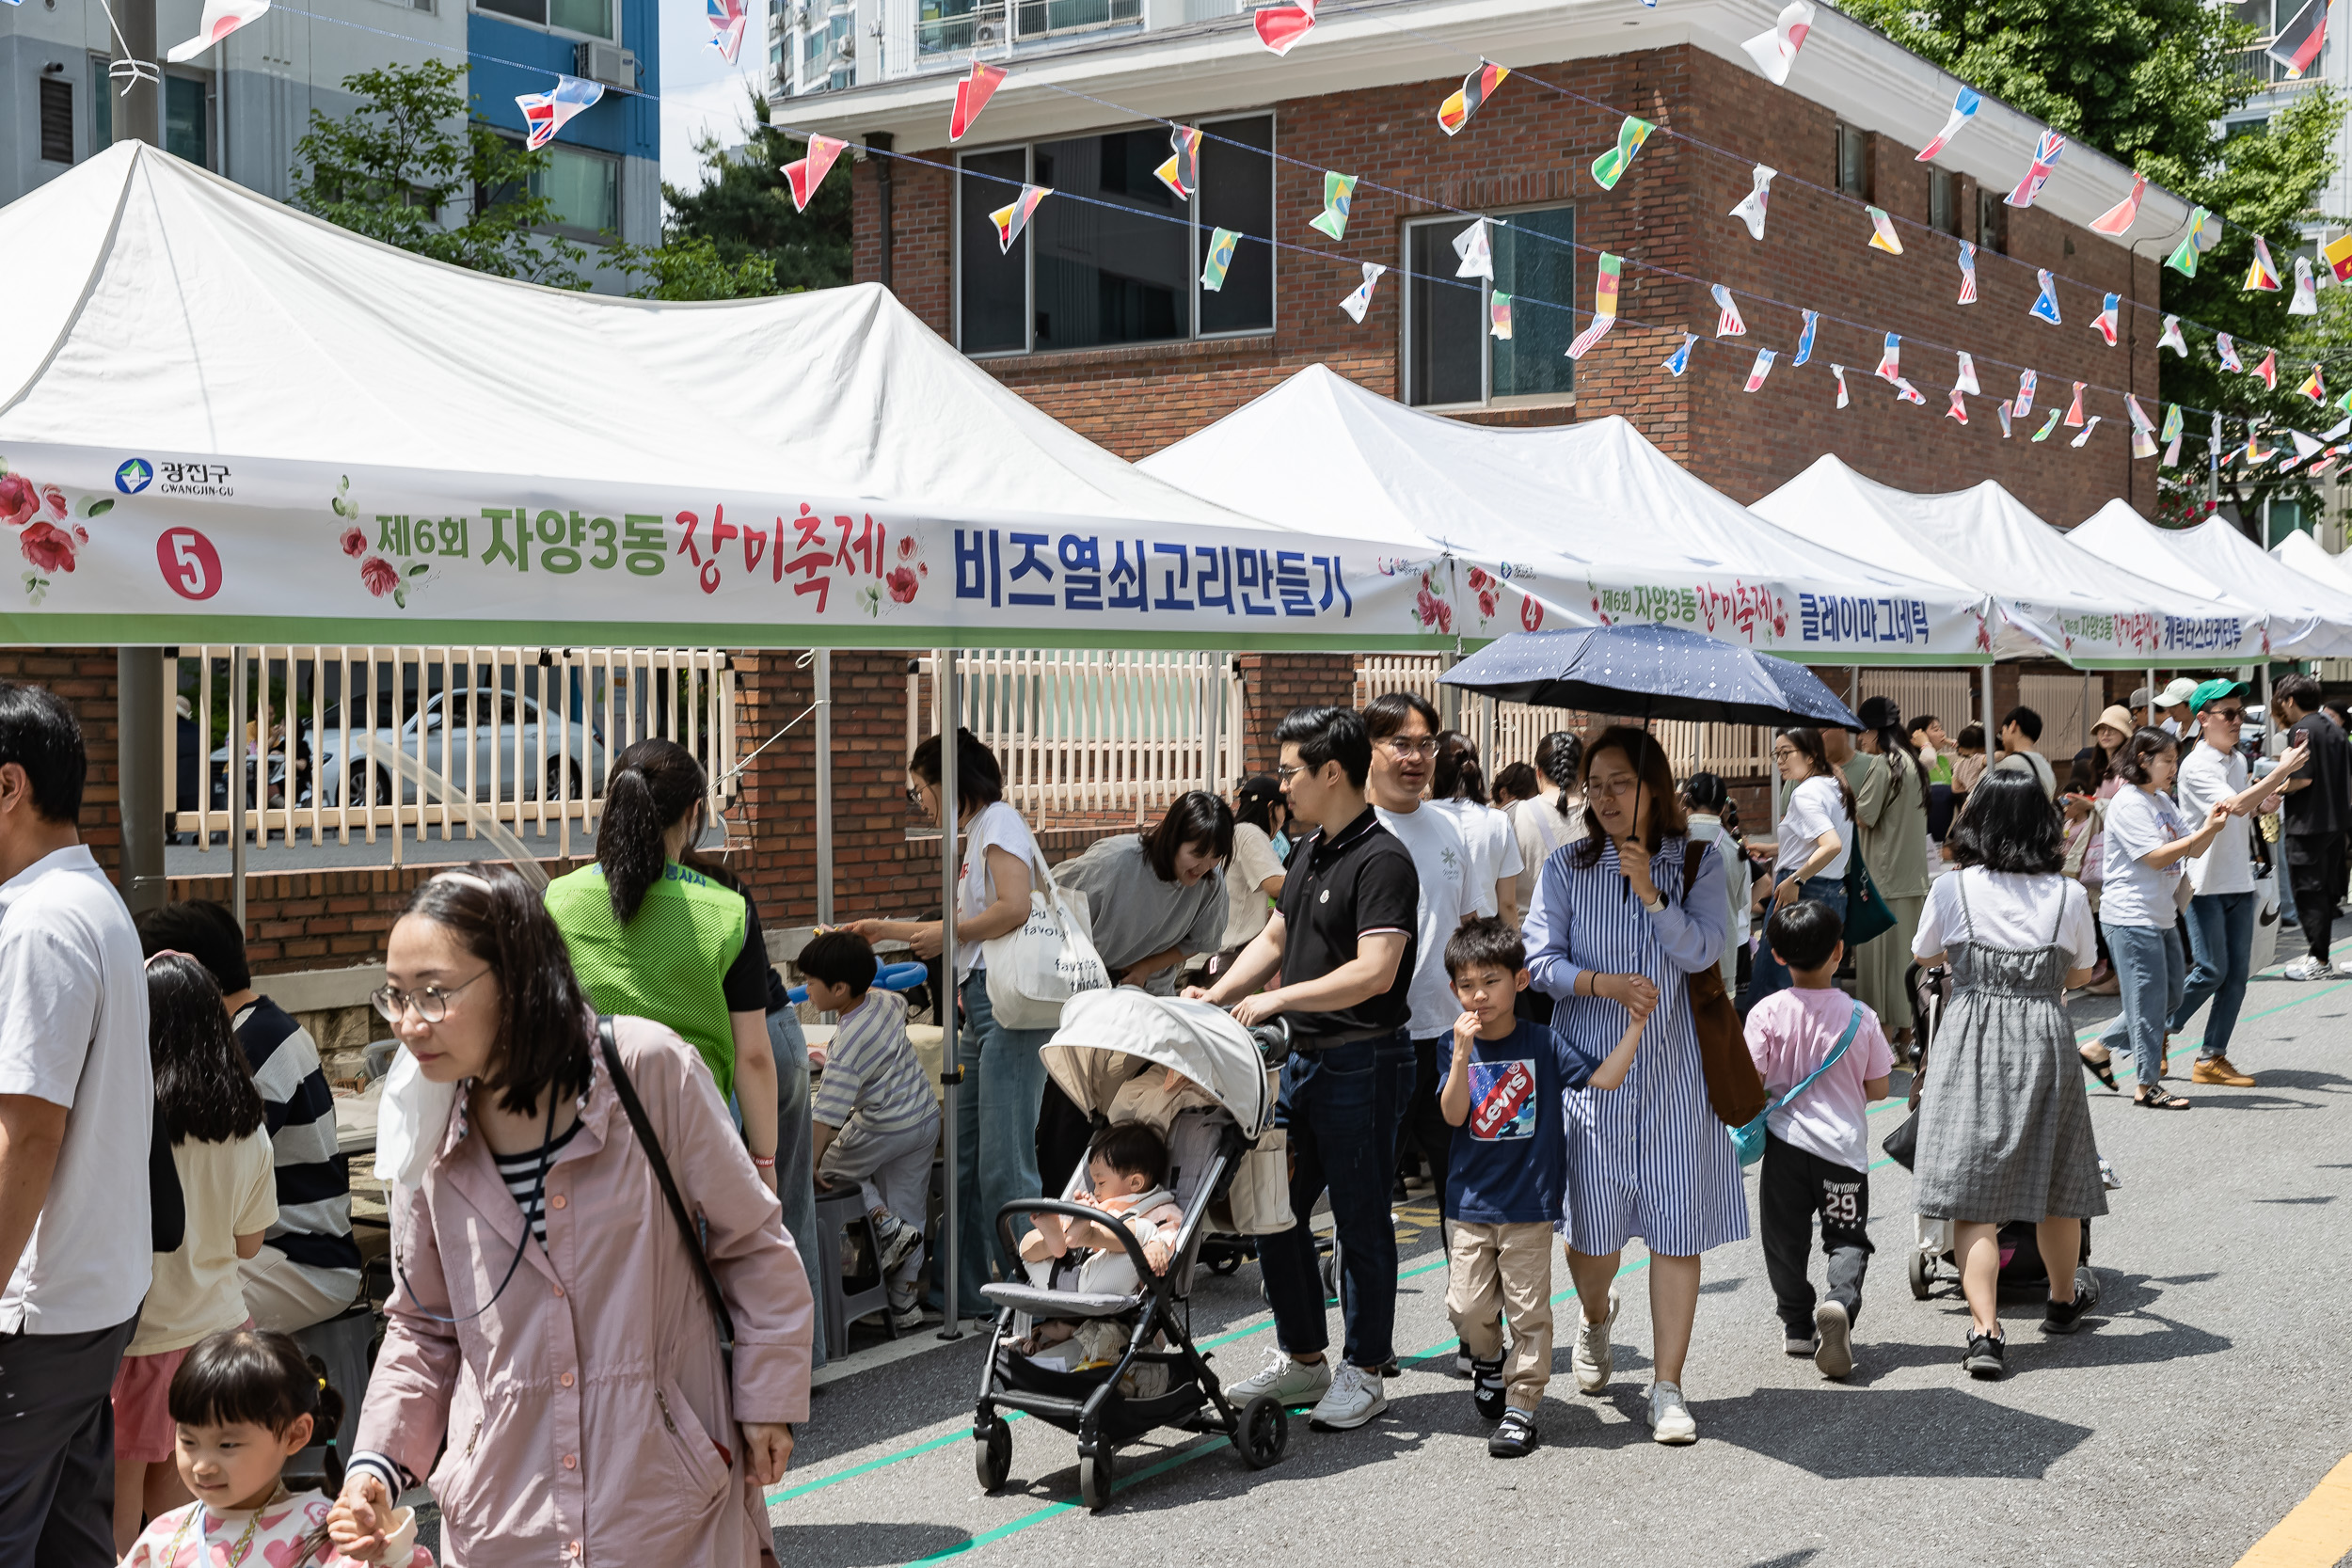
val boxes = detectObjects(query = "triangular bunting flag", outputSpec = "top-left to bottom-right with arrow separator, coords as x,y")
2162,404 -> 2184,465
1916,86 -> 1980,161
1309,172 -> 1357,240
1155,125 -> 1203,199
2253,349 -> 2279,389
1663,334 -> 1696,376
2159,315 -> 2187,355
2071,416 -> 2102,449
2064,382 -> 2087,426
1893,378 -> 1927,405
2269,0 -> 2332,76
1954,352 -> 1979,394
1876,333 -> 1901,382
1566,254 -> 1623,356
1997,404 -> 2014,438
2089,173 -> 2147,237
1729,166 -> 1774,241
2217,333 -> 2243,372
2005,129 -> 2066,209
1745,348 -> 1778,392
2094,293 -> 2120,346
2301,363 -> 2328,403
1957,241 -> 1979,304
2127,394 -> 2156,435
2166,208 -> 2222,277
1832,365 -> 1851,408
167,0 -> 271,60
1711,283 -> 1747,337
1947,388 -> 1968,423
2327,232 -> 2352,282
990,185 -> 1051,251
2246,234 -> 2283,292
1339,262 -> 1387,324
1793,309 -> 1820,366
2293,255 -> 2320,315
1253,0 -> 1316,55
1489,292 -> 1514,339
949,60 -> 1007,142
783,135 -> 848,213
1200,228 -> 1240,292
2013,370 -> 2039,418
706,0 -> 747,62
1740,0 -> 1815,85
1439,63 -> 1510,135
517,75 -> 605,150
1867,207 -> 1903,254
1591,116 -> 1657,189
2029,270 -> 2061,325
2032,409 -> 2062,442
1452,216 -> 1493,280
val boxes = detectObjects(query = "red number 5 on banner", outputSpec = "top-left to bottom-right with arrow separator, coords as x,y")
156,528 -> 221,601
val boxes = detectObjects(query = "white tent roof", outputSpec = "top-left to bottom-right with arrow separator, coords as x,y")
1751,455 -> 2265,666
0,145 -> 1438,649
1139,365 -> 1994,663
2275,528 -> 2352,599
2073,501 -> 2352,659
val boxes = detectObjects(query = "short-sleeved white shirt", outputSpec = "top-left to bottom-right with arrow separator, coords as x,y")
2176,744 -> 2255,896
2100,784 -> 2187,927
1430,799 -> 1523,919
1914,866 -> 2096,971
1776,774 -> 1852,881
1374,802 -> 1469,1038
958,800 -> 1043,981
0,845 -> 153,1334
1220,821 -> 1288,950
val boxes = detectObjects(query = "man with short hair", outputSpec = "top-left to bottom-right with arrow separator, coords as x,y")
1195,706 -> 1416,1432
1992,705 -> 2057,800
2271,673 -> 2351,979
0,683 -> 153,1567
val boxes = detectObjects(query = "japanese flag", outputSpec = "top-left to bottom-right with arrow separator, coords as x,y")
168,0 -> 270,60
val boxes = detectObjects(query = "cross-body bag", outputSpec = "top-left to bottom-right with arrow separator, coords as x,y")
1731,1002 -> 1864,1166
1684,840 -> 1766,1128
981,844 -> 1109,1030
596,1018 -> 735,1378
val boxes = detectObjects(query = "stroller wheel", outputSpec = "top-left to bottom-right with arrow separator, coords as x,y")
973,1416 -> 1012,1494
1908,1249 -> 1932,1301
1237,1395 -> 1289,1471
1078,1446 -> 1117,1513
1209,1252 -> 1243,1276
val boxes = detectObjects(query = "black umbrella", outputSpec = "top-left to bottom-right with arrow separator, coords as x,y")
1438,624 -> 1860,729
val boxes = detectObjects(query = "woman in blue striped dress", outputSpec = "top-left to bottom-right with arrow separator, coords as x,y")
1522,726 -> 1739,1447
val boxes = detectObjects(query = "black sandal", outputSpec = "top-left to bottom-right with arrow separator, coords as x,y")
2078,1048 -> 2119,1092
2135,1086 -> 2191,1111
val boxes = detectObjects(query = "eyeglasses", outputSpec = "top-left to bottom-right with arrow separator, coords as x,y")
371,968 -> 492,1024
1589,775 -> 1645,798
2207,706 -> 2245,722
1275,763 -> 1310,782
1381,736 -> 1438,757
1771,747 -> 1802,762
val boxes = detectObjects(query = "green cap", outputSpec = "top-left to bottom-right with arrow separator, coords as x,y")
2187,678 -> 2253,713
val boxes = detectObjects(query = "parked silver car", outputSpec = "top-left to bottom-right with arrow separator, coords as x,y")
314,689 -> 607,807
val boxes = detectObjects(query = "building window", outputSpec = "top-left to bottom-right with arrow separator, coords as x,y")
1013,0 -> 1139,42
1977,187 -> 2008,254
40,77 -> 73,164
89,55 -> 110,150
165,75 -> 210,167
1929,168 -> 1960,235
474,0 -> 612,38
1836,123 -> 1870,199
538,143 -> 618,233
954,114 -> 1275,356
1403,204 -> 1576,409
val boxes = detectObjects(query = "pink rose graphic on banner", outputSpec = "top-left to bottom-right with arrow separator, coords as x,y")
19,521 -> 79,574
341,526 -> 367,558
886,565 -> 919,603
359,555 -> 400,596
0,474 -> 38,528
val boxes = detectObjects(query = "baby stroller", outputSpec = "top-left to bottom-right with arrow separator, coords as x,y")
973,990 -> 1293,1513
1899,962 -> 2098,1304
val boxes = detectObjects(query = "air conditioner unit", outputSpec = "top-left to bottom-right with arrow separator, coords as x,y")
574,40 -> 635,90
974,17 -> 1000,42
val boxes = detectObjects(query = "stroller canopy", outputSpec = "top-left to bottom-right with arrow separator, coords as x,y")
1040,991 -> 1275,1142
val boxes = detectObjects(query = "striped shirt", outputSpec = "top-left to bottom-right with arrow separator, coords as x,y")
491,1118 -> 582,1243
810,990 -> 934,1135
232,999 -> 362,1275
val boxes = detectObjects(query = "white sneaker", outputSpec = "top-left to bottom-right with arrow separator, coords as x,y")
1813,1301 -> 1853,1380
871,1212 -> 924,1276
1307,1364 -> 1389,1431
1572,1287 -> 1619,1394
2284,956 -> 2330,981
1647,1381 -> 1697,1445
1226,1351 -> 1333,1408
886,1287 -> 925,1331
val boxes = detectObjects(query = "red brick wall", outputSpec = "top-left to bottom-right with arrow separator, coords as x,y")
855,44 -> 2157,524
1,649 -> 123,882
169,861 -> 592,970
1234,654 -> 1360,775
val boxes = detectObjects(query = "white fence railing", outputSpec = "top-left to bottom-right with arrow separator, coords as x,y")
167,645 -> 737,863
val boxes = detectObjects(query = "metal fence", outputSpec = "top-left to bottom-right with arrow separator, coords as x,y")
165,645 -> 737,862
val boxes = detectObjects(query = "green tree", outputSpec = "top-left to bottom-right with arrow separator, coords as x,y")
289,59 -> 588,289
1842,0 -> 2344,529
661,91 -> 853,291
609,233 -> 781,300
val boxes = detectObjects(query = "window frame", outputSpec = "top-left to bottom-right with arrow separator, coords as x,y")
469,0 -> 614,43
1929,168 -> 1961,236
950,109 -> 1279,359
1398,199 -> 1578,414
1976,186 -> 2009,254
1835,122 -> 1871,200
482,131 -> 622,243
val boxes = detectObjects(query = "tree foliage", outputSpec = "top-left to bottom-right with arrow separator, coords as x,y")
660,91 -> 853,292
289,60 -> 588,289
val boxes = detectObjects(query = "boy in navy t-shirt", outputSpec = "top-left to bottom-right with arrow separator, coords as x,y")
1438,917 -> 1644,1458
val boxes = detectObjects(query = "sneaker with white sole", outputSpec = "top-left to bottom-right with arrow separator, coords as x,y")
1783,1327 -> 1817,1356
2284,956 -> 2330,981
886,1287 -> 925,1331
1572,1288 -> 1619,1395
870,1212 -> 924,1276
1646,1381 -> 1697,1445
1813,1301 -> 1853,1380
1225,1351 -> 1333,1408
1307,1364 -> 1389,1431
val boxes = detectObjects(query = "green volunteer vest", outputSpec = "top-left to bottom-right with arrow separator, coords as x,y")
545,861 -> 748,1101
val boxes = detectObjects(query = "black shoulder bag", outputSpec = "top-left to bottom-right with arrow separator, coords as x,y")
596,1018 -> 736,1375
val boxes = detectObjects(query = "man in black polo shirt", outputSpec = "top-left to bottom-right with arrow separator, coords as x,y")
2272,673 -> 2352,979
1193,705 -> 1416,1431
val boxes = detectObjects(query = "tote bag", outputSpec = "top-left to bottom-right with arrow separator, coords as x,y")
982,847 -> 1110,1030
1843,840 -> 1899,946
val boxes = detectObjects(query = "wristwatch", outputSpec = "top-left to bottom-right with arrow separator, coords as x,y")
1641,890 -> 1667,913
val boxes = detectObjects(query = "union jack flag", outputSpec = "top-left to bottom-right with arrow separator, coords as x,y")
707,0 -> 746,61
2005,129 -> 2065,210
517,74 -> 605,151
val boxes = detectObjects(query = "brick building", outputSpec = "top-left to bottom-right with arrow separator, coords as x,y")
777,0 -> 2179,524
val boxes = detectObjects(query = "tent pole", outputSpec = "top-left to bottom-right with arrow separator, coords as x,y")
814,650 -> 834,927
936,654 -> 964,1340
118,649 -> 166,915
1980,663 -> 1994,748
2146,668 -> 2156,725
2263,662 -> 2276,755
229,647 -> 248,935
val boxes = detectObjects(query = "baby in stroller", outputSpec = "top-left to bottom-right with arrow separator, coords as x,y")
1015,1122 -> 1187,1370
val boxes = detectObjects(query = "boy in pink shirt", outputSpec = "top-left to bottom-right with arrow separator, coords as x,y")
1742,900 -> 1894,1381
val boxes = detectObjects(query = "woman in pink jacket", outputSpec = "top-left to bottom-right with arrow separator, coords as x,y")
329,865 -> 812,1567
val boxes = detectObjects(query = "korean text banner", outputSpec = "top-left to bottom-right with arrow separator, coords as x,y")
0,445 -> 1443,651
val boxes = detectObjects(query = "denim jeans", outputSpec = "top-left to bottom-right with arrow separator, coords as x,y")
953,969 -> 1054,1318
768,1006 -> 825,1370
2099,920 -> 2185,1088
2170,892 -> 2256,1062
1749,876 -> 1850,1005
1259,1033 -> 1405,1370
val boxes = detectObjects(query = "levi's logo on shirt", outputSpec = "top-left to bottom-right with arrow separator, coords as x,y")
1470,1059 -> 1538,1141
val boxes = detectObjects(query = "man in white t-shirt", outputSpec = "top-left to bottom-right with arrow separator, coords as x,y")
2170,680 -> 2304,1087
0,684 -> 153,1566
1993,705 -> 2058,800
1360,692 -> 1470,1227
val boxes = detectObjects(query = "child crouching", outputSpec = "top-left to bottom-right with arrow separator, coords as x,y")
1438,918 -> 1644,1459
1741,900 -> 1895,1381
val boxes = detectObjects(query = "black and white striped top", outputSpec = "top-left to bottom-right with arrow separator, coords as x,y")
491,1119 -> 582,1243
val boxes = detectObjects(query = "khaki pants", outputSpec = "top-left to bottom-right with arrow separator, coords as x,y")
1444,1220 -> 1555,1411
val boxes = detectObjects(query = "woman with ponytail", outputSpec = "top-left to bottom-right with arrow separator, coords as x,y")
1848,698 -> 1933,1054
1430,731 -> 1524,925
1508,731 -> 1584,891
543,739 -> 779,1188
1753,728 -> 1854,1005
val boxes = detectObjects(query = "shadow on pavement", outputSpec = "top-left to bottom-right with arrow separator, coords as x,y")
1691,1385 -> 2094,1479
771,1522 -> 974,1566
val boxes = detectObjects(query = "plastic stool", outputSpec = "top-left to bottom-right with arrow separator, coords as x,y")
813,1180 -> 897,1361
289,1300 -> 375,1484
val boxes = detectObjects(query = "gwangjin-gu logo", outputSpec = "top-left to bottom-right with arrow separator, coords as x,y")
115,459 -> 152,495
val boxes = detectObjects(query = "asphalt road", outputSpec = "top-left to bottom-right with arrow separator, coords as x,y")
765,951 -> 2352,1568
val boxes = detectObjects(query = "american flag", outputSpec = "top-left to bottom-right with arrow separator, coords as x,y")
1711,284 -> 1747,337
1957,242 -> 1978,304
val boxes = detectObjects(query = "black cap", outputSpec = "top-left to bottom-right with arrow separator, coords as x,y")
1856,695 -> 1901,732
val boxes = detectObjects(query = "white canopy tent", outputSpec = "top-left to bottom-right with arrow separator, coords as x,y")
2071,501 -> 2352,660
2275,528 -> 2352,599
1138,364 -> 1997,664
1752,455 -> 2267,668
